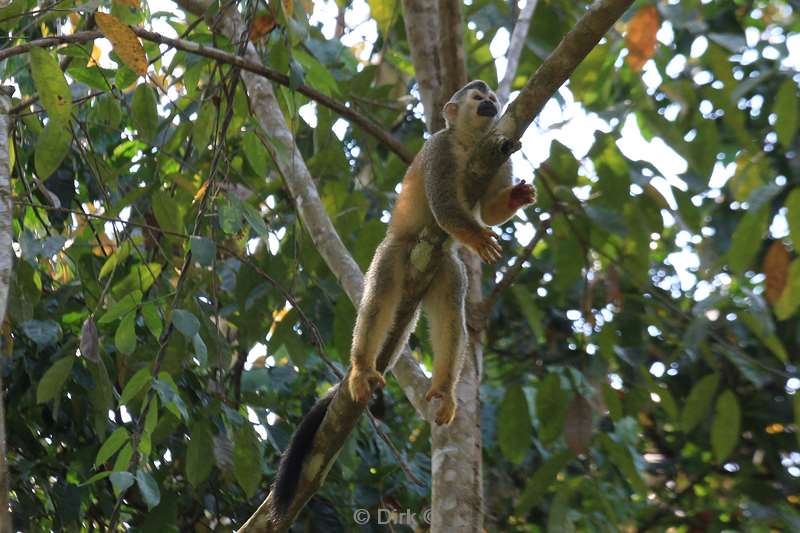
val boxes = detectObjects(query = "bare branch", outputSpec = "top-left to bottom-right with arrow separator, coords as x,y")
0,30 -> 414,164
437,0 -> 468,102
400,0 -> 443,131
497,0 -> 539,105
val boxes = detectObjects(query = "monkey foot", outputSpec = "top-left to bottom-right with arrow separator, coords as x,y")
425,388 -> 457,425
348,367 -> 385,404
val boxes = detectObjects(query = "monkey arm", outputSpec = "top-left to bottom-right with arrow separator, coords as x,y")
422,136 -> 502,262
481,182 -> 537,225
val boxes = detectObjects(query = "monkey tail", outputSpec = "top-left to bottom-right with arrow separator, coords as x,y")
271,388 -> 335,517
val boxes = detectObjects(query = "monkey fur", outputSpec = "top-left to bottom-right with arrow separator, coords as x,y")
348,80 -> 536,425
270,81 -> 536,514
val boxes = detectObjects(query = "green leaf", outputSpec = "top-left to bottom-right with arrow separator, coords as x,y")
512,285 -> 545,344
99,240 -> 132,279
91,95 -> 123,129
119,367 -> 152,406
171,309 -> 200,338
95,427 -> 130,467
233,424 -> 262,497
219,199 -> 243,234
516,450 -> 573,512
191,101 -> 215,150
497,385 -> 532,464
242,131 -> 268,177
141,301 -> 163,339
774,80 -> 798,146
98,290 -> 142,324
787,189 -> 800,249
152,194 -> 185,236
681,373 -> 719,433
112,443 -> 133,473
189,236 -> 216,267
536,374 -> 568,444
29,47 -> 72,123
367,0 -> 396,37
775,259 -> 800,320
727,205 -> 770,274
34,120 -> 71,179
110,471 -> 135,496
192,334 -> 208,366
22,319 -> 61,346
136,470 -> 161,509
153,375 -> 188,420
186,421 -> 214,487
602,384 -> 623,422
36,356 -> 74,404
131,84 -> 158,142
294,49 -> 341,96
547,486 -> 574,533
711,390 -> 741,462
80,471 -> 113,486
601,434 -> 646,495
115,312 -> 137,355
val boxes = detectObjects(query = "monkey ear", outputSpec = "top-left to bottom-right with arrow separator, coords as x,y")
442,102 -> 458,125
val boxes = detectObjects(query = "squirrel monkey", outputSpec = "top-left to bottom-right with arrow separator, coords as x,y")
270,81 -> 535,515
348,80 -> 536,425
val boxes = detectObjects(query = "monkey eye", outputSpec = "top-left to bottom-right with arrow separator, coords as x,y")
489,95 -> 497,102
472,94 -> 483,101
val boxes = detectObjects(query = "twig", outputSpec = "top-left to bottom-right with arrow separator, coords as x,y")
497,0 -> 539,105
484,217 -> 550,312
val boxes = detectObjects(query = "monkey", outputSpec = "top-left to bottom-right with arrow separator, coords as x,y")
270,80 -> 535,515
347,80 -> 536,426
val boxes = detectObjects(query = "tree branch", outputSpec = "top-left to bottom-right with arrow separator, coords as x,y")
437,0 -> 468,105
497,0 -> 539,105
0,87 -> 15,533
0,29 -> 414,164
400,0 -> 443,131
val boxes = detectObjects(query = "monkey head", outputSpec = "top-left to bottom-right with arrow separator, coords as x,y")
442,80 -> 499,131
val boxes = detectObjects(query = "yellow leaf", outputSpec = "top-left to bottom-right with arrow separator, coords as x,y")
625,5 -> 660,72
114,0 -> 141,7
95,12 -> 148,76
250,13 -> 277,41
86,43 -> 102,68
68,13 -> 81,27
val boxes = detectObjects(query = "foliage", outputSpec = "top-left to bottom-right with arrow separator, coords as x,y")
1,0 -> 799,531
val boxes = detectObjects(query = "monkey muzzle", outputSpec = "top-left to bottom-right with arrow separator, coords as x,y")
477,100 -> 497,117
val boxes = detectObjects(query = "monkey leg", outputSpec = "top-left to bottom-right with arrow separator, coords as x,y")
422,251 -> 467,425
348,240 -> 407,404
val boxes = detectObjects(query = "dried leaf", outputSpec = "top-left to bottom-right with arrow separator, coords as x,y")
764,241 -> 790,305
86,43 -> 101,68
250,13 -> 277,41
625,5 -> 660,71
80,316 -> 100,362
564,394 -> 593,455
95,13 -> 148,76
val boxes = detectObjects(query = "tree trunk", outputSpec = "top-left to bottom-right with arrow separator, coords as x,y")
0,88 -> 15,533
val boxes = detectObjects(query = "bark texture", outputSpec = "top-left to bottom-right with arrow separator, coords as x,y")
0,88 -> 14,533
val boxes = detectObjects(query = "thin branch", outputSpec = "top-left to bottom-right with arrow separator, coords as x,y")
400,0 -> 442,131
497,0 -> 539,105
484,217 -> 550,312
0,29 -> 414,163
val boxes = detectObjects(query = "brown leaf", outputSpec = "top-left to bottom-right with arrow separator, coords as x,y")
764,240 -> 791,304
625,5 -> 660,72
606,264 -> 624,310
95,12 -> 148,76
80,317 -> 100,363
250,13 -> 277,41
564,394 -> 593,455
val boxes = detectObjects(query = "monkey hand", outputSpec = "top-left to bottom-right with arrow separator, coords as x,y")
425,387 -> 457,425
509,181 -> 536,210
348,366 -> 385,404
460,227 -> 502,263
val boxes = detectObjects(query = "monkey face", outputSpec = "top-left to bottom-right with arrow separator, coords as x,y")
443,82 -> 500,129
